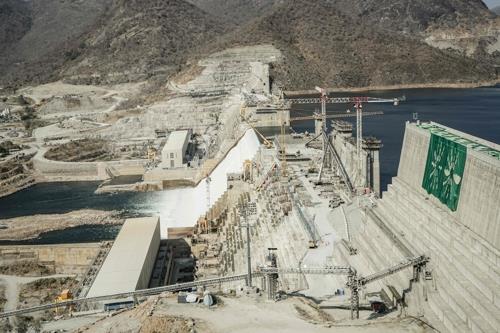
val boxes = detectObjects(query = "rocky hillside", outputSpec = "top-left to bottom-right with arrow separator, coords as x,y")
208,0 -> 497,89
332,0 -> 494,34
186,0 -> 280,24
0,0 -> 498,90
187,0 -> 494,33
0,0 -> 113,86
61,0 -> 226,85
0,0 -> 32,52
0,0 -> 225,87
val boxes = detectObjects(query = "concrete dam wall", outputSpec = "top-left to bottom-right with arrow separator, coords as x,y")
341,121 -> 500,333
398,122 -> 500,249
156,129 -> 260,237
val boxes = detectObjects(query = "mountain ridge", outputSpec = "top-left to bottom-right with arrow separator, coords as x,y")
0,0 -> 498,90
204,0 -> 497,89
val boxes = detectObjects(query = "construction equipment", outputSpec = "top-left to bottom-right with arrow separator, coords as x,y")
280,109 -> 288,177
308,240 -> 319,249
258,255 -> 429,319
1,273 -> 266,319
146,146 -> 157,161
55,289 -> 73,315
289,111 -> 383,122
285,90 -> 403,184
347,255 -> 429,319
56,290 -> 73,301
240,105 -> 274,149
1,254 -> 428,320
239,201 -> 257,287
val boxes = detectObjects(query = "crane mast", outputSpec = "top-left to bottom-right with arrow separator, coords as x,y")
286,90 -> 402,187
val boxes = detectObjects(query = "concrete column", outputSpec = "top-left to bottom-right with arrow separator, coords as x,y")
315,119 -> 323,137
372,149 -> 380,196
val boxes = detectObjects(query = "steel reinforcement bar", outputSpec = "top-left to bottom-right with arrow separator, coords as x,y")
0,273 -> 261,318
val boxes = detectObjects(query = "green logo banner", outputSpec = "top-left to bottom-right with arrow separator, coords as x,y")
422,134 -> 467,211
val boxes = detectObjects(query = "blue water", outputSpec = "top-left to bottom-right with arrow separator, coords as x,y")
0,87 -> 498,243
0,224 -> 122,245
0,181 -> 164,220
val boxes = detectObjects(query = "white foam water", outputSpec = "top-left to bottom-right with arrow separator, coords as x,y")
156,129 -> 260,237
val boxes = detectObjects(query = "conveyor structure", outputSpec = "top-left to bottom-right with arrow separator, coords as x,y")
258,255 -> 429,319
1,256 -> 428,321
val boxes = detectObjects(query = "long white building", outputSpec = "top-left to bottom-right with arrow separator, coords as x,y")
87,217 -> 160,298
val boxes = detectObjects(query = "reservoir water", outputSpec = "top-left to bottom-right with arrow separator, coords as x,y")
290,87 -> 500,191
0,88 -> 499,243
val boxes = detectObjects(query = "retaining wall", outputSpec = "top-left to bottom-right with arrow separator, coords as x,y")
33,149 -> 146,181
0,243 -> 101,275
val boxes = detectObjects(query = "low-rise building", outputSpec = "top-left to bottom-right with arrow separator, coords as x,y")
86,217 -> 160,298
161,130 -> 190,169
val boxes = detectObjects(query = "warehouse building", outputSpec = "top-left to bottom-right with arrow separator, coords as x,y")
87,217 -> 160,298
161,130 -> 190,169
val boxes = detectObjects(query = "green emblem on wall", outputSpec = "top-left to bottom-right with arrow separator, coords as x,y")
422,134 -> 467,211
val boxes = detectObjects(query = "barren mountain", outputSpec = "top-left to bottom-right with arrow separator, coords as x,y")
187,0 -> 494,33
491,5 -> 500,15
0,0 -> 225,87
209,0 -> 497,89
0,0 -> 498,90
61,0 -> 226,85
186,0 -> 279,24
0,0 -> 113,86
0,0 -> 32,53
331,0 -> 494,35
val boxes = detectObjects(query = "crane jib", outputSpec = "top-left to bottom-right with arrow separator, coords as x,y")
287,97 -> 400,104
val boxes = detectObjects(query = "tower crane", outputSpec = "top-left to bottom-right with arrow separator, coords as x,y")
289,110 -> 384,122
285,89 -> 403,185
240,105 -> 274,149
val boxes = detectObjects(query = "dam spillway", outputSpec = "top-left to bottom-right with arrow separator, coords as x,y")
156,129 -> 260,237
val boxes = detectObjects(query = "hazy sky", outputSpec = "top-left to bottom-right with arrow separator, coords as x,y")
484,0 -> 500,8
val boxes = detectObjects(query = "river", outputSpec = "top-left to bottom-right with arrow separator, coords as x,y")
0,87 -> 499,243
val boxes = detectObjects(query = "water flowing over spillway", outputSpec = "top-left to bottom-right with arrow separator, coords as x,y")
156,129 -> 260,237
